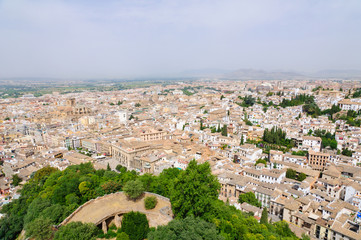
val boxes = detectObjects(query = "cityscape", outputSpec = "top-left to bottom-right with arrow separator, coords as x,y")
1,0 -> 361,240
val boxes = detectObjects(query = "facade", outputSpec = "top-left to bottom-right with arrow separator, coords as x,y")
308,150 -> 330,170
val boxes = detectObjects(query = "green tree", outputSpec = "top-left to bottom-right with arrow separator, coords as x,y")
255,159 -> 267,167
26,216 -> 53,240
260,208 -> 268,225
121,211 -> 149,240
286,169 -> 297,179
117,232 -> 130,240
148,216 -> 224,240
144,196 -> 158,210
107,163 -> 111,171
101,180 -> 121,194
123,179 -> 144,200
238,192 -> 262,208
297,173 -> 307,182
54,222 -> 100,240
170,160 -> 220,218
11,174 -> 22,186
221,124 -> 227,136
135,103 -> 141,107
342,148 -> 353,157
240,135 -> 244,145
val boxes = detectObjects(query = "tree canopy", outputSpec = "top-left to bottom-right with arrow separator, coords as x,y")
120,211 -> 149,240
170,160 -> 220,218
148,216 -> 224,240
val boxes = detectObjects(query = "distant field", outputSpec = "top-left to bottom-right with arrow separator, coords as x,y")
0,78 -> 192,99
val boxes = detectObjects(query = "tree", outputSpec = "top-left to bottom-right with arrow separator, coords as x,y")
144,196 -> 158,210
297,173 -> 307,182
54,222 -> 100,240
135,103 -> 141,107
121,211 -> 149,240
255,159 -> 267,167
286,169 -> 297,179
342,148 -> 353,157
107,163 -> 111,171
216,123 -> 221,132
220,95 -> 225,100
240,135 -> 244,145
170,160 -> 220,218
148,216 -> 224,240
260,208 -> 268,225
101,180 -> 121,194
238,192 -> 262,208
117,232 -> 130,240
123,179 -> 144,200
11,174 -> 22,186
116,165 -> 127,173
26,217 -> 53,240
221,124 -> 227,136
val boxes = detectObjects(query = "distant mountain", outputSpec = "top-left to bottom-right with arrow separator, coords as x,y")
222,69 -> 304,80
179,68 -> 231,77
312,69 -> 361,78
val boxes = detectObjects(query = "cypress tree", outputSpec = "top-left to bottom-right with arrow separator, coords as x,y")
260,207 -> 268,225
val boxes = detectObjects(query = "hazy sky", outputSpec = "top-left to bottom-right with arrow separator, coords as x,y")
0,0 -> 361,78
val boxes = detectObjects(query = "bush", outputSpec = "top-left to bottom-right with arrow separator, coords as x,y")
148,216 -> 224,240
54,222 -> 100,240
121,211 -> 149,240
117,232 -> 130,240
123,179 -> 144,200
144,196 -> 158,210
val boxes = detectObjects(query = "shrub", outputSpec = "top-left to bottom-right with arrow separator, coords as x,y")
123,179 -> 144,200
54,222 -> 100,240
117,232 -> 130,240
121,211 -> 149,240
144,196 -> 158,210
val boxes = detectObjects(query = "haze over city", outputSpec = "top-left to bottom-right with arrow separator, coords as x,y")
1,0 -> 361,78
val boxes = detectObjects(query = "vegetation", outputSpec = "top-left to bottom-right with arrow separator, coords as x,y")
116,232 -> 130,240
0,160 -> 300,240
120,211 -> 149,240
25,216 -> 53,240
342,148 -> 353,157
337,110 -> 361,127
238,192 -> 262,208
280,94 -> 315,108
255,159 -> 267,167
221,124 -> 228,136
286,169 -> 307,182
54,222 -> 101,240
263,127 -> 289,146
260,208 -> 268,225
302,103 -> 321,117
123,179 -> 145,200
148,216 -> 224,240
352,88 -> 361,98
237,95 -> 256,107
144,196 -> 158,209
170,160 -> 220,218
313,129 -> 337,150
11,174 -> 22,186
292,150 -> 307,156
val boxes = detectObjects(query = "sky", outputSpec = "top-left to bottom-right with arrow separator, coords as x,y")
0,0 -> 361,78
